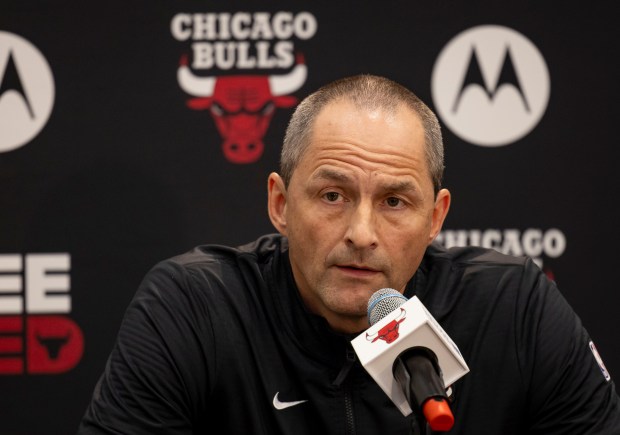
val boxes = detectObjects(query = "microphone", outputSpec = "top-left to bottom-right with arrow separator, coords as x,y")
351,288 -> 469,432
368,289 -> 453,432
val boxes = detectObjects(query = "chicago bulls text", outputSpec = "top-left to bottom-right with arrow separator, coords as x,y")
171,11 -> 318,70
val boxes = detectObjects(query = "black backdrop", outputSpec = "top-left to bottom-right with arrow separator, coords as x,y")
1,2 -> 618,434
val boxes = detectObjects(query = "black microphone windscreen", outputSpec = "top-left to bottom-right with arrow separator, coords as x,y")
367,288 -> 408,326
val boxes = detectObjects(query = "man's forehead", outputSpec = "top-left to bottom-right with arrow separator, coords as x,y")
311,166 -> 419,189
309,100 -> 425,147
291,98 -> 430,186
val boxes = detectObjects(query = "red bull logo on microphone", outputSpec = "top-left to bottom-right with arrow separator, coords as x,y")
366,308 -> 407,344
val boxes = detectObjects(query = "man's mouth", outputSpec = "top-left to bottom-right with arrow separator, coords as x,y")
336,264 -> 379,276
340,264 -> 375,270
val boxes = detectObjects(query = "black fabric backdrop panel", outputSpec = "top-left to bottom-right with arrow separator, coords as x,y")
1,2 -> 618,433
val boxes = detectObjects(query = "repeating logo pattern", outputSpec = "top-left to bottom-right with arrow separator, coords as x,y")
0,31 -> 55,153
0,254 -> 83,375
431,25 -> 550,147
171,11 -> 316,164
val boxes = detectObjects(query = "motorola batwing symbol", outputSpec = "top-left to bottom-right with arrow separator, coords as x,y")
0,31 -> 55,153
431,25 -> 550,147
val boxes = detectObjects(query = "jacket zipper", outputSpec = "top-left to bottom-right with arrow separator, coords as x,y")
332,346 -> 358,435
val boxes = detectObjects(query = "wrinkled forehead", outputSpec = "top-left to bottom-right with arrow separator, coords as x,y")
294,100 -> 432,191
308,100 -> 426,159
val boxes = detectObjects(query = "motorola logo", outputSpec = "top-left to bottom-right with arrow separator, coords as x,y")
0,31 -> 55,153
431,25 -> 550,147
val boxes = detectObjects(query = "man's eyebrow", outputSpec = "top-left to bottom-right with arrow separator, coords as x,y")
312,168 -> 418,193
382,180 -> 417,193
312,168 -> 351,183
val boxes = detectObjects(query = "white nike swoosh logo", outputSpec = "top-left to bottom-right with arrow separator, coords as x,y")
272,392 -> 308,410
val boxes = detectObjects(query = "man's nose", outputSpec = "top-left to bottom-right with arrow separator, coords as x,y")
345,201 -> 378,249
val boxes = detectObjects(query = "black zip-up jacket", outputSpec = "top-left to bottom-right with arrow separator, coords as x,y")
77,234 -> 620,434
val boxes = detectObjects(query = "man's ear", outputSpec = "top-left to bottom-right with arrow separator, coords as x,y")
428,188 -> 451,244
267,172 -> 288,235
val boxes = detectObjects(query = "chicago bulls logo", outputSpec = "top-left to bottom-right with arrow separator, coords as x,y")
366,308 -> 406,344
177,53 -> 307,164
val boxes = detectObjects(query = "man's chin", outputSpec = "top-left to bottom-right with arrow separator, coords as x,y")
328,292 -> 371,317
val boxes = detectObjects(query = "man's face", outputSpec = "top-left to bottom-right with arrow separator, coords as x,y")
268,100 -> 450,333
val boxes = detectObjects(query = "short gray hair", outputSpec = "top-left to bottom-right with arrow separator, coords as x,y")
280,74 -> 445,195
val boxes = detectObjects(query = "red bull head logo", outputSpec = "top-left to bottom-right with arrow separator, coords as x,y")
365,308 -> 406,344
177,54 -> 307,164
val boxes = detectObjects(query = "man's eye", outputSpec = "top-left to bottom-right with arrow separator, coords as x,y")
386,197 -> 403,208
323,192 -> 341,202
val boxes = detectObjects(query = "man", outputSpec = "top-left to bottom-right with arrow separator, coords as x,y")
77,75 -> 620,434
